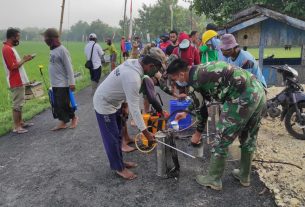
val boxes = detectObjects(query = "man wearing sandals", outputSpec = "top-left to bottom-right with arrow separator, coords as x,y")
93,47 -> 166,180
2,28 -> 35,134
169,59 -> 266,190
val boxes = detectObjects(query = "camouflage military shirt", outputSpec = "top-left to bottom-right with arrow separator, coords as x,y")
188,61 -> 265,138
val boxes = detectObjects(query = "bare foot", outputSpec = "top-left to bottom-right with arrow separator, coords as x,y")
124,136 -> 134,144
51,122 -> 67,131
191,132 -> 202,145
130,119 -> 136,127
116,168 -> 137,180
122,144 -> 137,153
124,161 -> 138,169
70,116 -> 79,129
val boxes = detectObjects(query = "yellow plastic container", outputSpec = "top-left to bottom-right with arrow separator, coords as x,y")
143,114 -> 151,127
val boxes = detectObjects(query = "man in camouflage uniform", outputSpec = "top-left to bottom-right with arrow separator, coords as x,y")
167,60 -> 266,190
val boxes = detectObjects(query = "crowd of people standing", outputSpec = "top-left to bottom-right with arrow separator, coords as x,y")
2,24 -> 267,191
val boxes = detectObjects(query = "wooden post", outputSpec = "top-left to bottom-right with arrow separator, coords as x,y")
59,0 -> 66,35
258,22 -> 265,71
301,44 -> 305,66
123,0 -> 127,37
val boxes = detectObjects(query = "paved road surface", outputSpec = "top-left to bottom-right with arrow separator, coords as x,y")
0,84 -> 276,207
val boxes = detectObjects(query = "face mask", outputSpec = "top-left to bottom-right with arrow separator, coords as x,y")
176,81 -> 188,87
44,38 -> 53,46
145,65 -> 159,77
12,39 -> 19,46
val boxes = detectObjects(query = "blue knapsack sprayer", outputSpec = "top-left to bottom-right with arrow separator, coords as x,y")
38,65 -> 77,118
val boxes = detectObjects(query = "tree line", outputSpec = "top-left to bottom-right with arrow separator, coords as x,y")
193,0 -> 305,24
0,0 -> 206,43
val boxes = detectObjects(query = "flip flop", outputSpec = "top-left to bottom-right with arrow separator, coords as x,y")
22,122 -> 34,128
13,128 -> 28,134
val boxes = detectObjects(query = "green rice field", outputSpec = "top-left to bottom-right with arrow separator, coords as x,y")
0,41 -> 301,135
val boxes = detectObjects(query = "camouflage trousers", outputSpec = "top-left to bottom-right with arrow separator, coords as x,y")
214,81 -> 266,157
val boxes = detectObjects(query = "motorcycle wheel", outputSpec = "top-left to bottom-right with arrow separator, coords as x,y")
285,102 -> 305,140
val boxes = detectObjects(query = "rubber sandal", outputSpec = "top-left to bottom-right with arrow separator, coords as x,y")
22,122 -> 34,128
16,128 -> 28,134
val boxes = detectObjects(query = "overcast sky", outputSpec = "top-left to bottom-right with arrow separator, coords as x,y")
0,0 -> 189,30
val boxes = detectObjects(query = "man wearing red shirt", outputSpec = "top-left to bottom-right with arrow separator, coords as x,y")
2,28 -> 34,134
172,32 -> 200,94
172,32 -> 200,67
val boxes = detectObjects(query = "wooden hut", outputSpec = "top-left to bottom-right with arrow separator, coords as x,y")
218,5 -> 305,85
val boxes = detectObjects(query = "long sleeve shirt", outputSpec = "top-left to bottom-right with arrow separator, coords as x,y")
93,59 -> 146,131
141,76 -> 162,113
49,45 -> 75,87
188,62 -> 264,133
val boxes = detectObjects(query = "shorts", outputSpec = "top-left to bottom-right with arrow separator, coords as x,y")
90,66 -> 102,83
11,86 -> 25,111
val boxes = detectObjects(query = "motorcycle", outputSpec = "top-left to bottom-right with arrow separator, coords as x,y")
266,65 -> 305,140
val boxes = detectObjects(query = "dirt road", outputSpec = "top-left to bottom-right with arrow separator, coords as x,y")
0,87 -> 275,207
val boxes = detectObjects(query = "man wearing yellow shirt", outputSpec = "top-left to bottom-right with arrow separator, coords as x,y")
105,39 -> 118,70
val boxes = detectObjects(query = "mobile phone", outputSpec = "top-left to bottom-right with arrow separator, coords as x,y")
31,53 -> 37,58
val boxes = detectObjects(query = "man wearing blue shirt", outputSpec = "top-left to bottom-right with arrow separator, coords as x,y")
220,34 -> 267,88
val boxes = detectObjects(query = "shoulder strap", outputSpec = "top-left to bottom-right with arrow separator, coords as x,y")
89,42 -> 96,61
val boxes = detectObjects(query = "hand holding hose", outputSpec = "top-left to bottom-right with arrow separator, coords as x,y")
175,112 -> 187,121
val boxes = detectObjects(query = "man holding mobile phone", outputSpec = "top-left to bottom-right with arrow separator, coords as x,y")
2,28 -> 35,134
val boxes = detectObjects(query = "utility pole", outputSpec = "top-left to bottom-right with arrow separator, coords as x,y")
190,0 -> 193,31
169,4 -> 174,30
183,0 -> 193,31
59,0 -> 66,35
123,0 -> 127,37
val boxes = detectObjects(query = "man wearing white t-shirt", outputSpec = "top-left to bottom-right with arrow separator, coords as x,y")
84,33 -> 104,95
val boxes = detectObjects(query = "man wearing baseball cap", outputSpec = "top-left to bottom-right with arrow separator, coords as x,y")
220,34 -> 267,88
84,33 -> 104,95
93,47 -> 166,180
172,32 -> 200,67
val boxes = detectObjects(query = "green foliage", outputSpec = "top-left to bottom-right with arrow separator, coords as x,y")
0,19 -> 121,42
121,0 -> 206,40
193,0 -> 305,24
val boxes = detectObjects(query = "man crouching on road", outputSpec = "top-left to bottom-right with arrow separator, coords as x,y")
168,59 -> 266,190
93,47 -> 166,180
